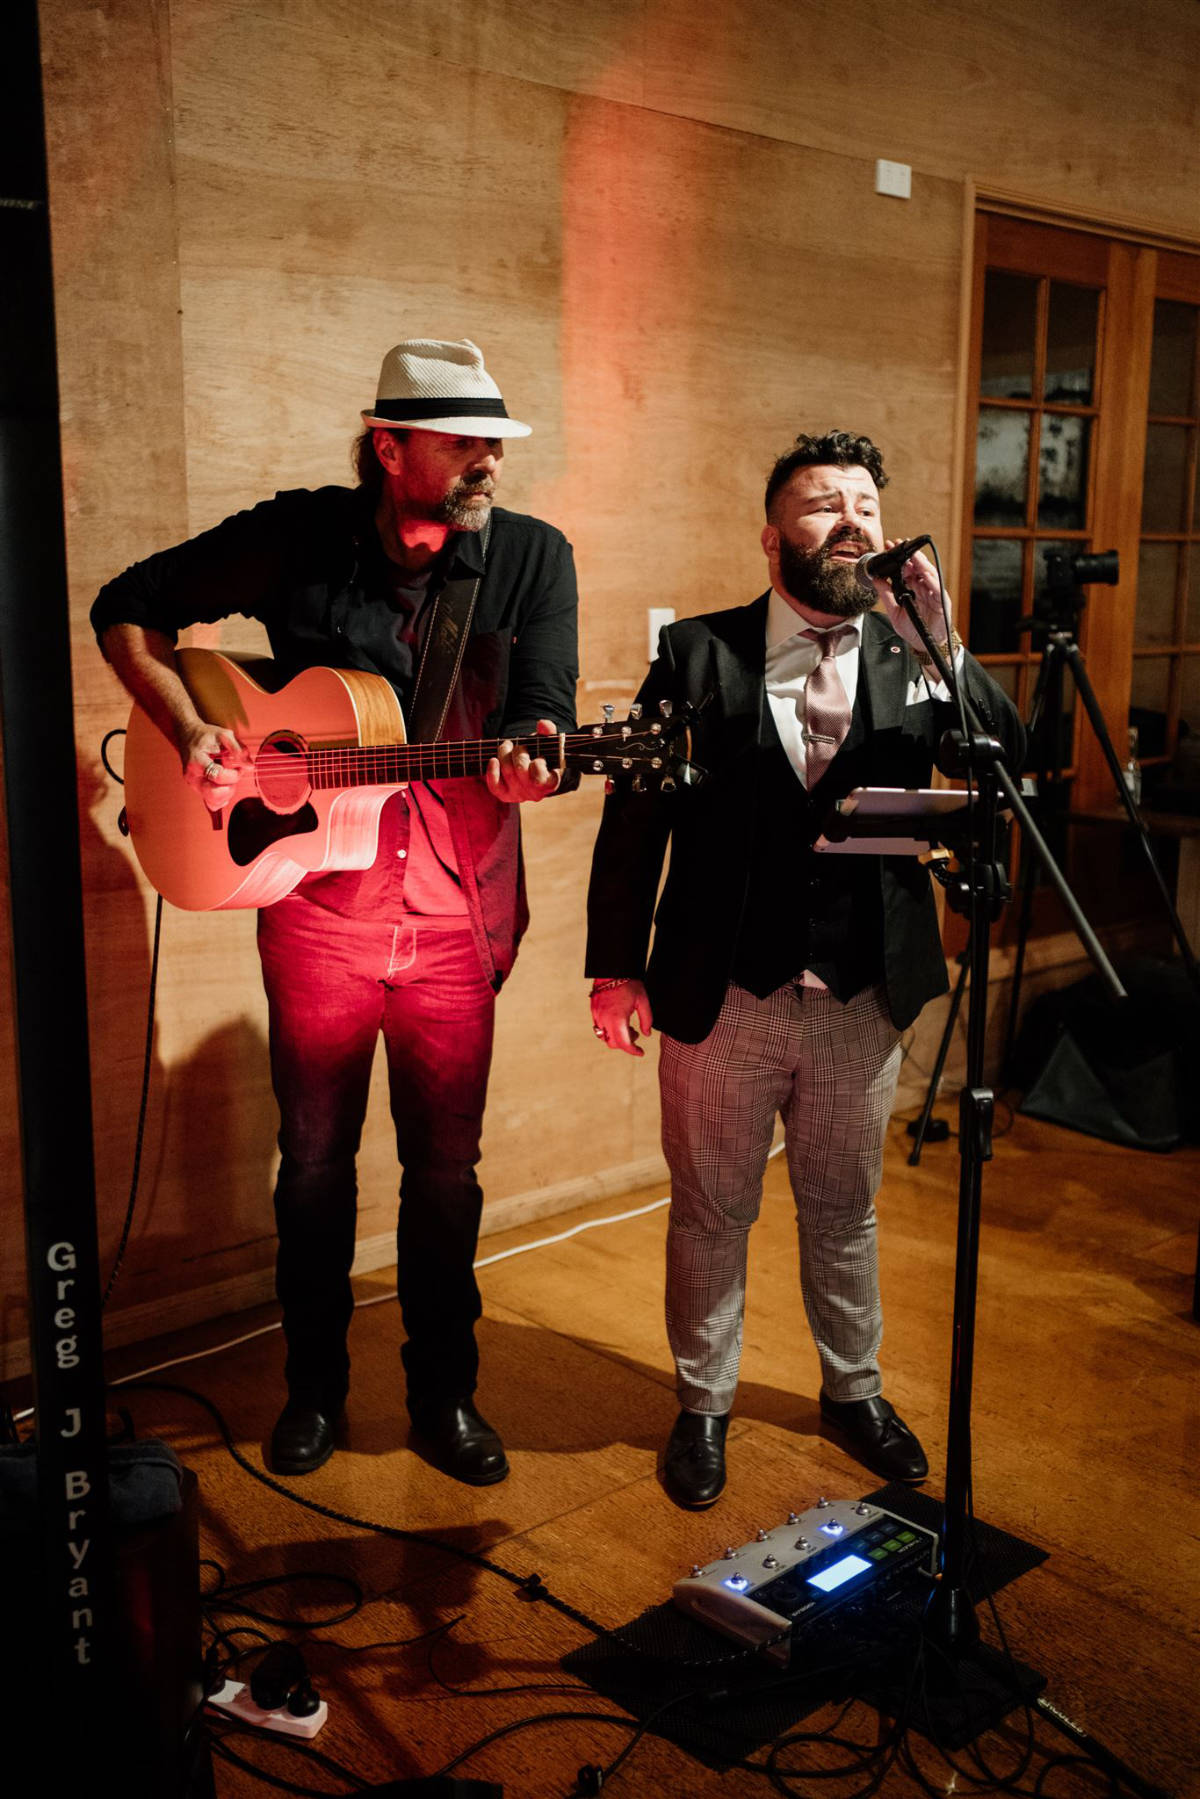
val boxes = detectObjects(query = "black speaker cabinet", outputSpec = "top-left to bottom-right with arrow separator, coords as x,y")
0,1452 -> 211,1795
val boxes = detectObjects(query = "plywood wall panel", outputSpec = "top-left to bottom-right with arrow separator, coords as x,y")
40,0 -> 189,588
264,0 -> 1200,239
537,98 -> 964,683
168,23 -> 571,530
482,783 -> 667,1203
638,0 -> 1200,239
211,0 -> 650,111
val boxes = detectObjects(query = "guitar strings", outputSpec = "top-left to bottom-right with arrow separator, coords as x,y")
227,725 -> 667,776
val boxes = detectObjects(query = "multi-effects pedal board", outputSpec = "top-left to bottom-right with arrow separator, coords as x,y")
673,1497 -> 938,1664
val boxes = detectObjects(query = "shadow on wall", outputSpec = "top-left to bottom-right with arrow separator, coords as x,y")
79,755 -> 280,1342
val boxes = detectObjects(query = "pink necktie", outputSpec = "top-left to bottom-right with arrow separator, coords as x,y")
802,625 -> 854,785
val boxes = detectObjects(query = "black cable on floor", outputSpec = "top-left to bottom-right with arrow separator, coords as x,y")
102,889 -> 162,1307
208,1721 -> 367,1796
118,1376 -> 798,1674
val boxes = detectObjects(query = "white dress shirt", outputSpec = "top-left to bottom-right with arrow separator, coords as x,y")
764,587 -> 961,788
765,588 -> 862,789
763,586 -> 960,988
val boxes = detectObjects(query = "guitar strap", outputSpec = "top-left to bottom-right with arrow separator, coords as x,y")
406,512 -> 492,742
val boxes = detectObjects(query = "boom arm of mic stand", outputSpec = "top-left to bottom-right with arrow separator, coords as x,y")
887,576 -> 1126,1004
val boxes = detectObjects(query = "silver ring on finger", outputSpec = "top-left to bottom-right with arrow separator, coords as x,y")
205,762 -> 223,782
593,1024 -> 608,1040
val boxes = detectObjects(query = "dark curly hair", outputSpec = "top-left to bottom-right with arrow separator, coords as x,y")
765,431 -> 889,518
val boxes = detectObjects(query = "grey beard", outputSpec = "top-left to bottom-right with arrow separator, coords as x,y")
438,479 -> 494,530
777,534 -> 874,618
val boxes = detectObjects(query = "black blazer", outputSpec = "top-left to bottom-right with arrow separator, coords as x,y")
585,596 -> 1025,1041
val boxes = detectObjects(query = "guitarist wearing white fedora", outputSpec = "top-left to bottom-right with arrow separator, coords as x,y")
93,338 -> 579,1484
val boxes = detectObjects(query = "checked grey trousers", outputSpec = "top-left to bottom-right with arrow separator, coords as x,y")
659,980 -> 903,1415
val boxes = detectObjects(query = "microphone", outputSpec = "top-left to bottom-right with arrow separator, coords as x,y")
854,535 -> 932,591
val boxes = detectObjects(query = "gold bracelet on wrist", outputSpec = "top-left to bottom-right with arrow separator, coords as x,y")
590,977 -> 633,995
913,629 -> 962,668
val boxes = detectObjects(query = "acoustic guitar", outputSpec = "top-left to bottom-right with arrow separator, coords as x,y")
121,649 -> 700,910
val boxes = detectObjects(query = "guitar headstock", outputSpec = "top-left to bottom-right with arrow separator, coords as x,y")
565,698 -> 708,793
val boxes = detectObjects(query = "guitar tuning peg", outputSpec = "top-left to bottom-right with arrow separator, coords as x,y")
602,703 -> 615,723
604,778 -> 614,795
631,773 -> 646,794
658,698 -> 674,719
628,703 -> 643,720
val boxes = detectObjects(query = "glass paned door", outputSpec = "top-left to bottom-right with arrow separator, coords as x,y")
1134,291 -> 1200,805
963,219 -> 1109,768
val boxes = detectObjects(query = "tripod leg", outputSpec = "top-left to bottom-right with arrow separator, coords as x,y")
1001,644 -> 1064,1080
1059,637 -> 1200,986
1002,828 -> 1039,1082
908,948 -> 969,1166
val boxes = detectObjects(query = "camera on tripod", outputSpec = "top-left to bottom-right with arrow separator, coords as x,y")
1030,546 -> 1120,638
1041,548 -> 1120,595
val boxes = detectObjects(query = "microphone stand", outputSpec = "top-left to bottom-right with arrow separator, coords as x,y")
883,569 -> 1126,1731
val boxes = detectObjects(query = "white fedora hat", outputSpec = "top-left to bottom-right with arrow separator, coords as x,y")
361,337 -> 531,437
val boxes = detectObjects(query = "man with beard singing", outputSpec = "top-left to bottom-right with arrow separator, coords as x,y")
586,431 -> 1022,1508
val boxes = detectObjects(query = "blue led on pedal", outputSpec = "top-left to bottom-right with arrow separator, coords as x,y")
722,1574 -> 752,1593
818,1520 -> 845,1538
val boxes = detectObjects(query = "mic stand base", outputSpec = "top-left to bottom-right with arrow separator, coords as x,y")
894,1630 -> 1046,1750
924,1574 -> 980,1654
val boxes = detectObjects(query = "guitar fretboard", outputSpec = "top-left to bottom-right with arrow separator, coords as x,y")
307,735 -> 548,787
254,730 -> 636,789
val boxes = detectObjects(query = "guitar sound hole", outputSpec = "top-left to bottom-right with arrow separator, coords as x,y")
227,799 -> 318,868
256,732 -> 312,813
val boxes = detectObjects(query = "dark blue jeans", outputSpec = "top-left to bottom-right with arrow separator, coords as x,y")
257,897 -> 496,1412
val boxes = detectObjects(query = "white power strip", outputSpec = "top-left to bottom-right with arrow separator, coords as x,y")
207,1678 -> 328,1738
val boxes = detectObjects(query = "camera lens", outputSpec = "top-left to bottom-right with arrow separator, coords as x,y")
1040,548 -> 1120,590
1069,550 -> 1120,586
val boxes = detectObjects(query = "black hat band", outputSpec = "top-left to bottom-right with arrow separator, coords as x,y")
370,396 -> 510,420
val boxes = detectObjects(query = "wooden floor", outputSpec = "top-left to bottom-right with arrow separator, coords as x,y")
105,1109 -> 1200,1798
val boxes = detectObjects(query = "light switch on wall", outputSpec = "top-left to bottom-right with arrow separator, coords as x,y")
875,159 -> 912,199
648,607 -> 675,661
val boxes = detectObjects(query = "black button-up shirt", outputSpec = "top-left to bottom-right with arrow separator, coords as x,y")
93,485 -> 579,975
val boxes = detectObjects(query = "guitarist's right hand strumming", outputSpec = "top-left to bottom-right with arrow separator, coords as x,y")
102,622 -> 248,811
177,716 -> 249,812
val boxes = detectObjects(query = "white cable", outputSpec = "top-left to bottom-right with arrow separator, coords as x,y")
108,1320 -> 286,1388
354,1193 -> 673,1306
16,1139 -> 787,1415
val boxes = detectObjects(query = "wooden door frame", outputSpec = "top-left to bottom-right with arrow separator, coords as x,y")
952,185 -> 1200,813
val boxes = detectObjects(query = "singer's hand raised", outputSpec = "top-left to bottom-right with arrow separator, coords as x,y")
874,541 -> 954,650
